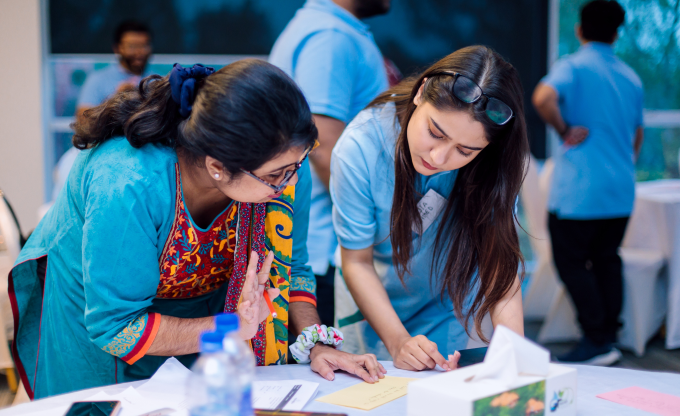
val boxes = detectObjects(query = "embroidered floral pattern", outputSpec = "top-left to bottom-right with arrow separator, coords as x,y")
223,188 -> 298,367
226,202 -> 270,365
266,194 -> 316,305
102,315 -> 147,357
101,164 -> 244,365
291,278 -> 317,297
154,166 -> 302,367
157,165 -> 237,299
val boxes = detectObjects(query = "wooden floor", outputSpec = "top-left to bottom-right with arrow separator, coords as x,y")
0,320 -> 678,410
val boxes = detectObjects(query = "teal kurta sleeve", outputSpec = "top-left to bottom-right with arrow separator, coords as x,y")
82,164 -> 164,364
8,139 -> 180,398
290,159 -> 316,304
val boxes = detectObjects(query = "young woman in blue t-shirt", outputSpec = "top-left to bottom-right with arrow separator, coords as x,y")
331,46 -> 529,371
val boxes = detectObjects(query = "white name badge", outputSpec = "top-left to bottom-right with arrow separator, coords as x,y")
413,189 -> 447,235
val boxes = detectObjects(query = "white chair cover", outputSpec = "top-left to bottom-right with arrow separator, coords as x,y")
530,165 -> 668,355
622,180 -> 680,349
0,190 -> 21,369
538,248 -> 665,356
617,248 -> 666,356
537,284 -> 581,344
520,157 -> 560,320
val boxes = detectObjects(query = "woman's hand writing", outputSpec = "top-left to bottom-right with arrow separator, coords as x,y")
389,335 -> 461,371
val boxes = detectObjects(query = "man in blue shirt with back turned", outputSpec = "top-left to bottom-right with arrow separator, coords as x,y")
269,0 -> 389,330
533,0 -> 644,366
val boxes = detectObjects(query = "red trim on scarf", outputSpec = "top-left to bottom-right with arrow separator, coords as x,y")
249,204 -> 268,364
8,255 -> 48,401
224,203 -> 270,365
120,313 -> 161,365
224,203 -> 252,314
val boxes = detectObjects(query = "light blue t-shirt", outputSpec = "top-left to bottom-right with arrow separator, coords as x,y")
77,63 -> 153,108
542,42 -> 644,220
269,0 -> 388,275
331,103 -> 470,357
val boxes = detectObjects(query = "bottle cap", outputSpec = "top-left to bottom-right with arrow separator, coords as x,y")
215,313 -> 239,334
199,331 -> 224,353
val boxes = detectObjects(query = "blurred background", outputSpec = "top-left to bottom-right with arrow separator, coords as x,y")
1,0 -> 678,234
0,0 -> 679,406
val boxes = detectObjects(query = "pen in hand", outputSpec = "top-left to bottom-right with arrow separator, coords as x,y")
263,290 -> 277,319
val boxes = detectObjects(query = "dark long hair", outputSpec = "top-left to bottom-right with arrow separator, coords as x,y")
73,59 -> 317,176
369,46 -> 529,342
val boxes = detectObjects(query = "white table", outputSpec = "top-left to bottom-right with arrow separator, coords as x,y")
623,179 -> 680,349
0,380 -> 147,415
3,361 -> 680,416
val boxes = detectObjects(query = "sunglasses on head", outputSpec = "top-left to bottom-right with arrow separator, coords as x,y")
430,71 -> 514,126
240,144 -> 314,193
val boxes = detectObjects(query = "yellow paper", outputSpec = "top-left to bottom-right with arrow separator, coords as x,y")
315,376 -> 419,410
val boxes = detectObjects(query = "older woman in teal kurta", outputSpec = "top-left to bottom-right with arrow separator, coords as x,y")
10,60 -> 384,400
10,137 -> 315,398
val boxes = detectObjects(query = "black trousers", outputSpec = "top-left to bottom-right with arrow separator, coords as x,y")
548,213 -> 629,345
315,264 -> 336,328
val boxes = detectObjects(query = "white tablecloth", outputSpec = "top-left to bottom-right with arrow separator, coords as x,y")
3,361 -> 680,416
623,179 -> 680,349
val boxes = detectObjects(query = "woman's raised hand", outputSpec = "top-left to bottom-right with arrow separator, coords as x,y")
237,251 -> 280,340
389,335 -> 461,371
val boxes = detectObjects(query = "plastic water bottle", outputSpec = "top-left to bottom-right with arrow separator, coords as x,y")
215,313 -> 256,416
187,332 -> 240,416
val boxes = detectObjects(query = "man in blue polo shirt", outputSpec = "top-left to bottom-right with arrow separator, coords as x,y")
269,0 -> 389,329
533,0 -> 644,365
50,21 -> 155,204
77,20 -> 154,119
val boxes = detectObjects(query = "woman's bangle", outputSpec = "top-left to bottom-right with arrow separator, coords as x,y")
289,324 -> 344,364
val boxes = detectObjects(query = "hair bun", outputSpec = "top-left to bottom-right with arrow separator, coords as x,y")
169,63 -> 215,118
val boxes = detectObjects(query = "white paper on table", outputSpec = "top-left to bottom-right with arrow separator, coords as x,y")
84,386 -> 177,416
136,357 -> 193,409
252,380 -> 319,411
471,325 -> 550,387
136,357 -> 319,412
12,406 -> 70,416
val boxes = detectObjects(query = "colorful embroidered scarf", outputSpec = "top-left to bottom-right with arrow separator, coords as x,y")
225,186 -> 294,365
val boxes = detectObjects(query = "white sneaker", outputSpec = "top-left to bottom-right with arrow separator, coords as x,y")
580,348 -> 622,366
557,338 -> 623,366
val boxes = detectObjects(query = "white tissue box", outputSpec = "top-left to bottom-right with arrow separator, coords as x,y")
407,362 -> 577,416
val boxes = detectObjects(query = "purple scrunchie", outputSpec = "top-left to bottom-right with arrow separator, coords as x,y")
169,63 -> 215,118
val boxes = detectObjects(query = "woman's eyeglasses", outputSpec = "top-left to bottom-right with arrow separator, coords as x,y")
240,145 -> 314,193
432,71 -> 514,126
